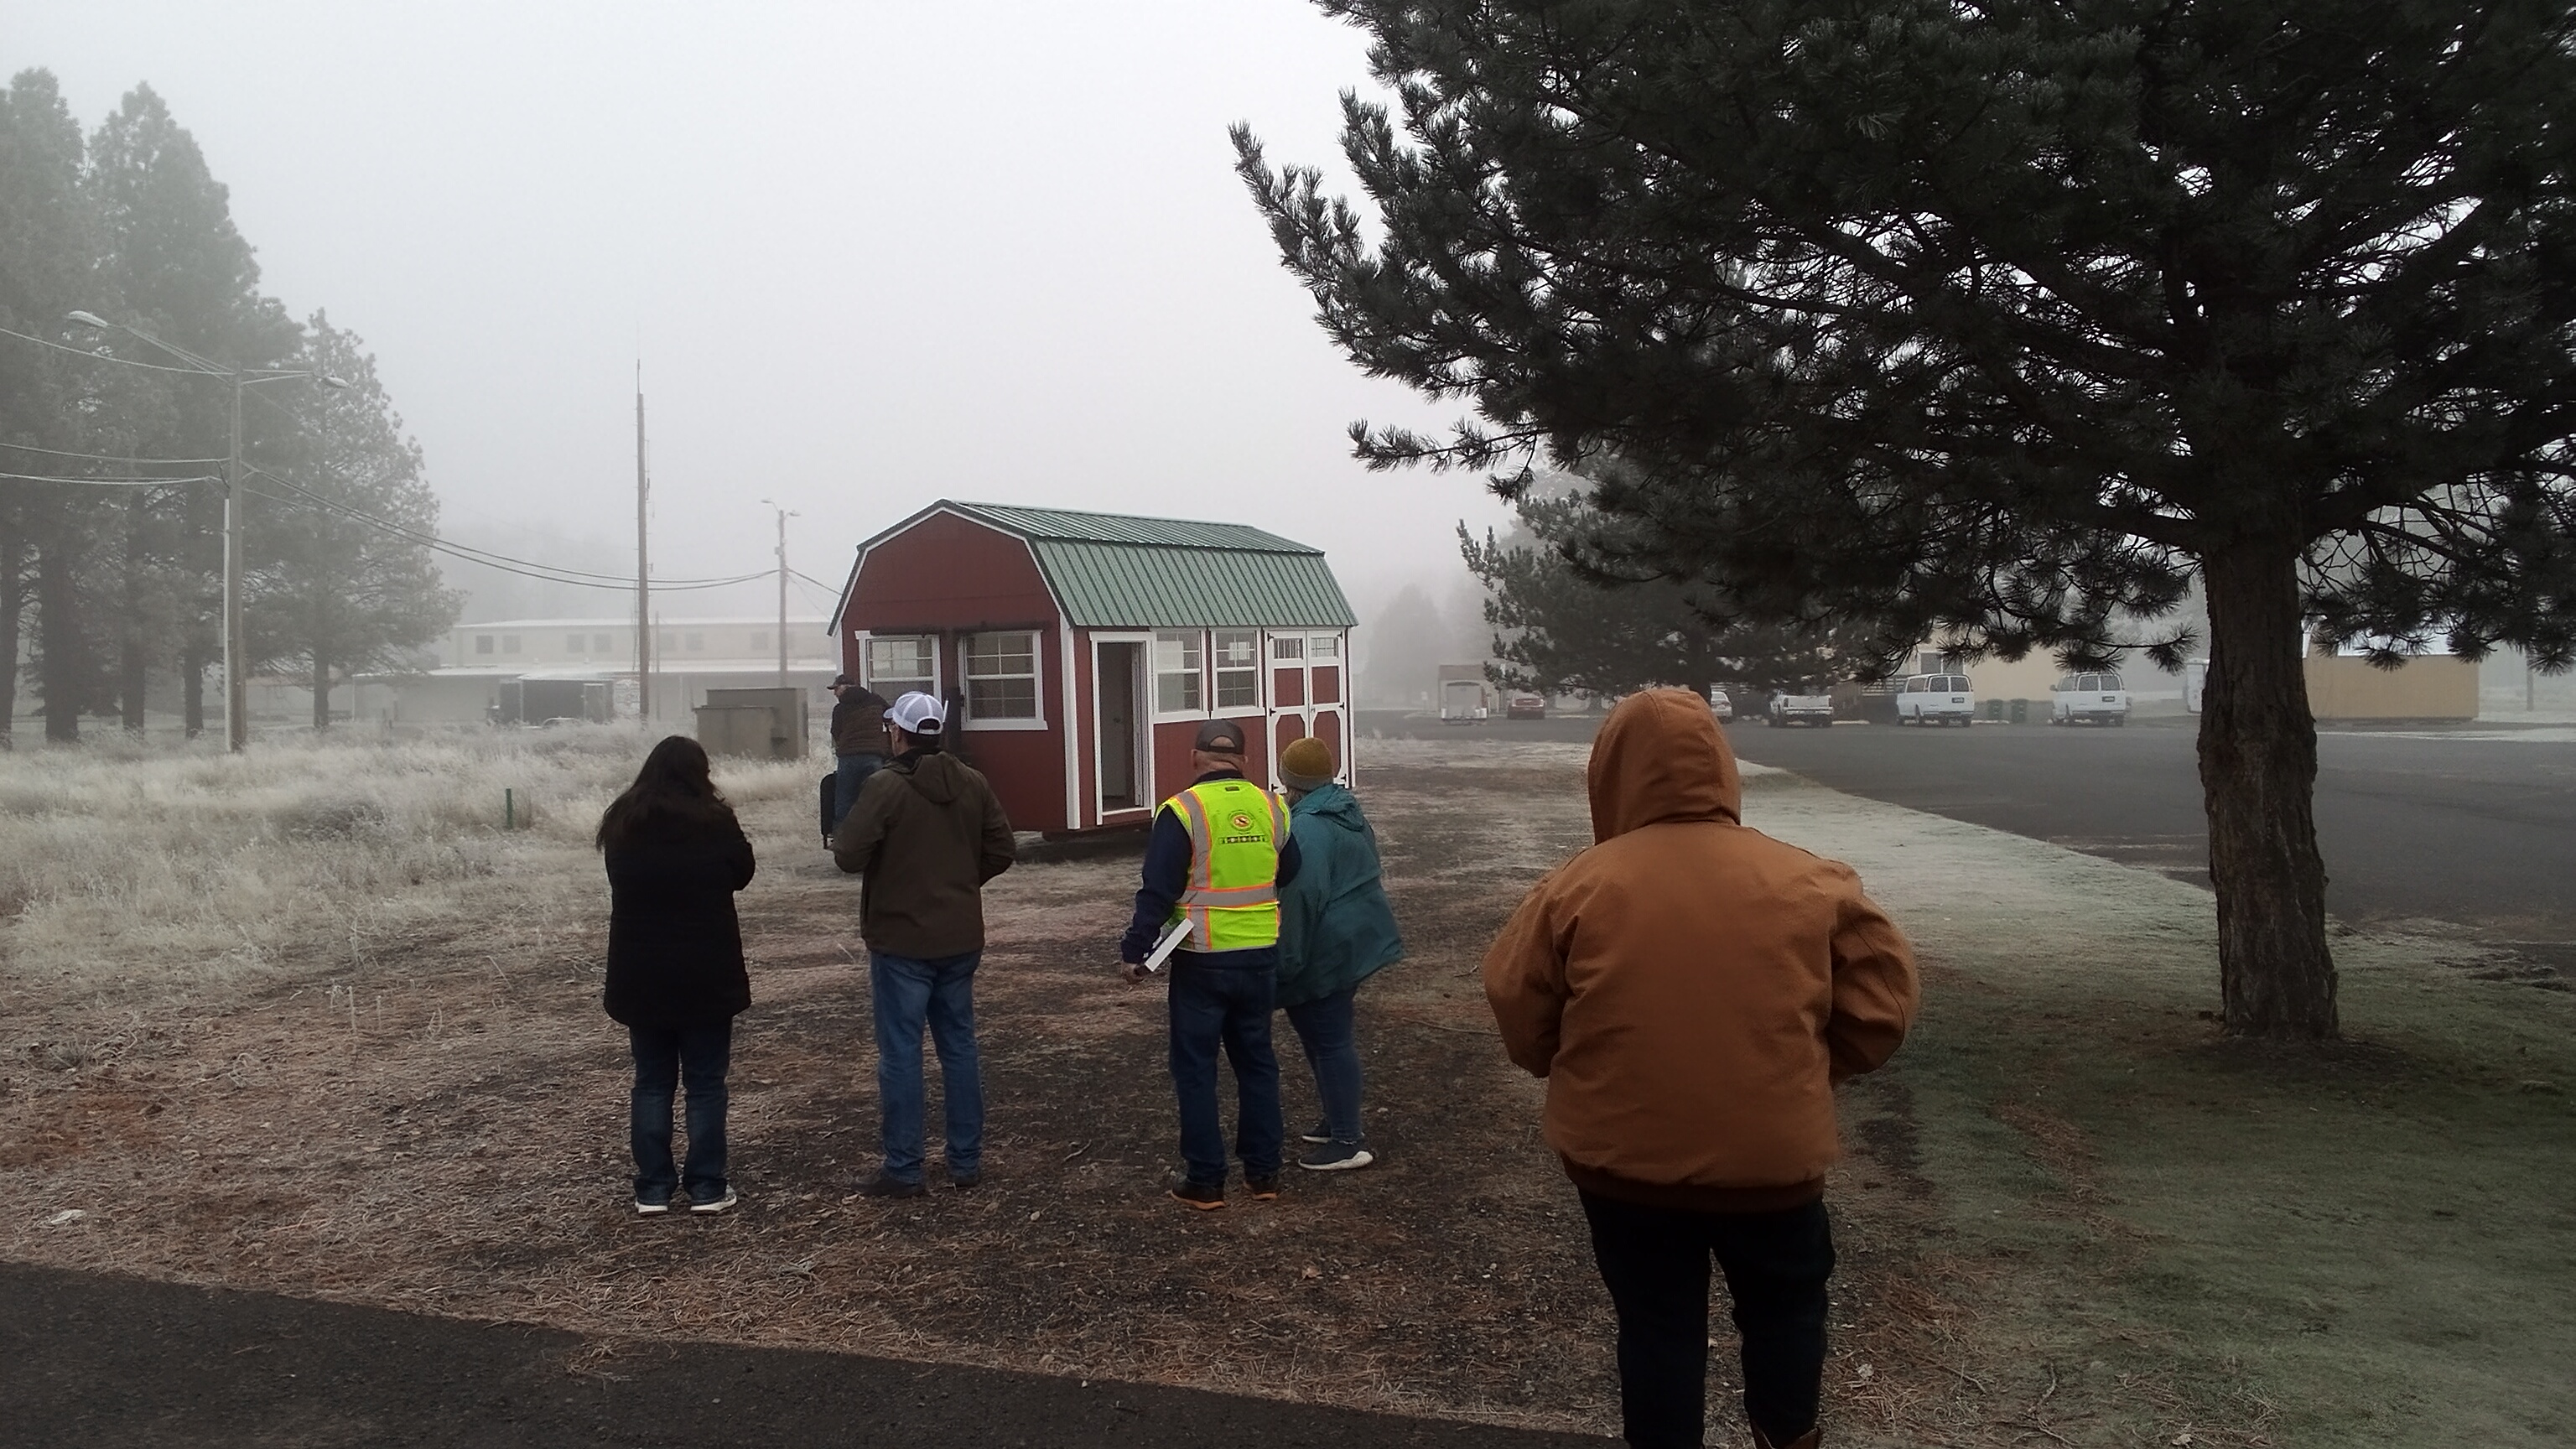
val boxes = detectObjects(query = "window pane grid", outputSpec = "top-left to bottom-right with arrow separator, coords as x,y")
1213,629 -> 1259,709
963,631 -> 1039,720
1155,631 -> 1203,713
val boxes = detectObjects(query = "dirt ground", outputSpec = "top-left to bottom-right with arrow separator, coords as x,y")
8,736 -> 2570,1446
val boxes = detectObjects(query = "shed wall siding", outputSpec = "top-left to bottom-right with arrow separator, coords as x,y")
844,512 -> 1057,636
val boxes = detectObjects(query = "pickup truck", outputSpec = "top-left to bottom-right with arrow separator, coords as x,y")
1766,690 -> 1836,727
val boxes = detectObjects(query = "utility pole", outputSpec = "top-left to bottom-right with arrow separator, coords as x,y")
635,375 -> 652,723
225,371 -> 247,751
761,498 -> 796,686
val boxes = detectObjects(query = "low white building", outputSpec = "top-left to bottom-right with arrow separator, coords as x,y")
366,615 -> 839,725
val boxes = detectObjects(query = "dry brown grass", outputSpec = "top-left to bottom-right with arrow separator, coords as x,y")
8,729 -> 2567,1446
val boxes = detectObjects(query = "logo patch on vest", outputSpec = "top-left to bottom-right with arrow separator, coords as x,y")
1229,811 -> 1254,832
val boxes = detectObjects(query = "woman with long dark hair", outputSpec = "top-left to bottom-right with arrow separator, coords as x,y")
599,735 -> 756,1214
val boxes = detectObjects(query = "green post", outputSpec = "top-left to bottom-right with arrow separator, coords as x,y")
505,787 -> 515,830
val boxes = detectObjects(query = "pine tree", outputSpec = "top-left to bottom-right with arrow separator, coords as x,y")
245,314 -> 460,729
1237,0 -> 2576,1040
0,69 -> 116,742
1462,486 -> 1857,699
86,83 -> 299,735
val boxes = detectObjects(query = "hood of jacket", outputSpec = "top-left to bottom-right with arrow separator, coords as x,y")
1587,688 -> 1742,842
1289,782 -> 1365,834
897,749 -> 969,806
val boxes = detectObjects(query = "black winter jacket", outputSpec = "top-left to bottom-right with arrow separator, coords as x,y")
603,813 -> 757,1028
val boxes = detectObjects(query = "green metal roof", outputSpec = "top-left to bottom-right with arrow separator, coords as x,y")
946,502 -> 1312,554
930,501 -> 1357,629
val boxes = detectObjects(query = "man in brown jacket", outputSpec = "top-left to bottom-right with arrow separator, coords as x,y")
1483,688 -> 1919,1449
831,691 -> 1016,1198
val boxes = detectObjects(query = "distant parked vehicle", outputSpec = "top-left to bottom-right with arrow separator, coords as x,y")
1894,673 -> 1976,726
2051,671 -> 2132,725
1707,688 -> 1733,721
1767,689 -> 1835,727
1504,691 -> 1547,720
1440,677 -> 1489,723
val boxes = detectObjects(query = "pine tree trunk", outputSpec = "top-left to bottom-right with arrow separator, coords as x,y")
182,644 -> 205,738
2196,540 -> 2338,1040
38,528 -> 80,743
311,652 -> 330,732
0,506 -> 22,748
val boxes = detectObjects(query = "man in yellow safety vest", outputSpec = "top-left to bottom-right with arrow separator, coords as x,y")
1120,717 -> 1302,1209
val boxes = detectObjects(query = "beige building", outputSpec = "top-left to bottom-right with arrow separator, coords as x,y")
366,615 -> 839,725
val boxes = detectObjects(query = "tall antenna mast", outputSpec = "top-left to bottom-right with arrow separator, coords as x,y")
635,366 -> 652,720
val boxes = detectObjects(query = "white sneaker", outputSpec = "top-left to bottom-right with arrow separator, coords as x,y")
1297,1142 -> 1374,1171
688,1187 -> 738,1214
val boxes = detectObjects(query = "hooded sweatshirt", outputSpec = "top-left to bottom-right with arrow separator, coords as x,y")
1275,782 -> 1404,1008
1482,688 -> 1919,1212
829,745 -> 1016,958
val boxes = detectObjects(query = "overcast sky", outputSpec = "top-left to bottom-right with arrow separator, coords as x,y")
6,1 -> 1513,621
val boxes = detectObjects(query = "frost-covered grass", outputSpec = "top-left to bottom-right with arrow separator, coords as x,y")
0,726 -> 813,999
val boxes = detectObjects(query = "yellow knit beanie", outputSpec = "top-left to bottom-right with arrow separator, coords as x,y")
1279,735 -> 1336,790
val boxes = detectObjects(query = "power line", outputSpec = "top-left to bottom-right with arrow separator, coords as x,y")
240,470 -> 775,593
0,440 -> 228,465
0,322 -> 212,375
0,469 -> 220,486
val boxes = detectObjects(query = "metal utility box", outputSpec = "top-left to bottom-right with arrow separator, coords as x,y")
694,686 -> 809,760
496,678 -> 613,725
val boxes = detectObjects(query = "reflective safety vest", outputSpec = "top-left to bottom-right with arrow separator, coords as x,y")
1164,776 -> 1291,953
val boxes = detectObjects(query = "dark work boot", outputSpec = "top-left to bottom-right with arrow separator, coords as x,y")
1751,1427 -> 1820,1449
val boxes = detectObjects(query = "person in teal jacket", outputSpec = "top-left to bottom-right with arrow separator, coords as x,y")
1274,736 -> 1403,1171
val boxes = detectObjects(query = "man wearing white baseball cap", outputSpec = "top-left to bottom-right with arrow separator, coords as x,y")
831,690 -> 1015,1197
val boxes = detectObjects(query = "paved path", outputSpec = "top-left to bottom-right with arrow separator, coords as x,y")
1358,709 -> 2576,950
3,1263 -> 1602,1449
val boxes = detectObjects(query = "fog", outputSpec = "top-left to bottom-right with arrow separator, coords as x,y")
4,1 -> 1513,625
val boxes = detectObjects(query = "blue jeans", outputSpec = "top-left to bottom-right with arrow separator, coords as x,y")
870,949 -> 984,1183
834,751 -> 886,828
629,1020 -> 732,1202
1167,954 -> 1283,1186
1284,986 -> 1364,1145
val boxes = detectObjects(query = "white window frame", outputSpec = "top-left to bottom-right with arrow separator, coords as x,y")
1212,628 -> 1262,710
960,629 -> 1046,731
1308,633 -> 1341,661
865,634 -> 939,700
1153,629 -> 1207,718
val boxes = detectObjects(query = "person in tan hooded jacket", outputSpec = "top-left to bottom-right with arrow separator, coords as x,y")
1483,688 -> 1918,1449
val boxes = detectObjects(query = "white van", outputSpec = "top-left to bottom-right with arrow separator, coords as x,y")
1894,673 -> 1976,726
2050,670 -> 2131,725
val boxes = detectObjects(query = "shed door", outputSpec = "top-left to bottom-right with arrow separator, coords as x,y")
1097,641 -> 1145,813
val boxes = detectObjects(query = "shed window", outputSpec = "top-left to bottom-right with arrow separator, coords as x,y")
475,635 -> 494,656
963,631 -> 1040,723
1272,636 -> 1306,661
1213,630 -> 1260,709
1310,635 -> 1340,659
868,636 -> 937,699
1155,630 -> 1203,713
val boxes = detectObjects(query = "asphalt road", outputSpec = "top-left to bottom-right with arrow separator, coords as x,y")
2,1263 -> 1602,1449
1358,709 -> 2576,951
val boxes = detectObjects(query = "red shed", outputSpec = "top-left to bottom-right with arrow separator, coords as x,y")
832,501 -> 1360,834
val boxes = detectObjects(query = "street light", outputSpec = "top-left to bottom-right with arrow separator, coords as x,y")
68,311 -> 348,751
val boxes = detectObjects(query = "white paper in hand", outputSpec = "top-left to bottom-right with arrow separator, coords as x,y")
1141,917 -> 1195,974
